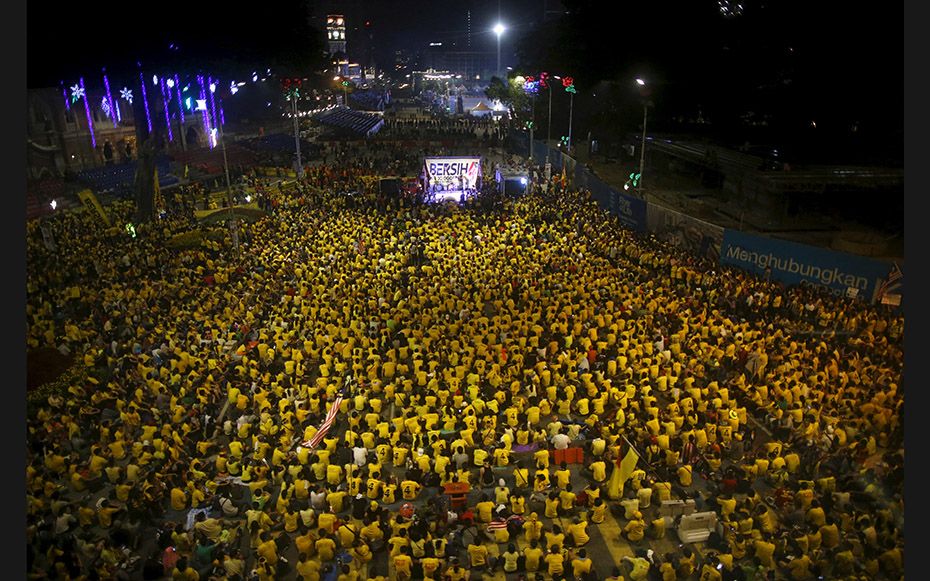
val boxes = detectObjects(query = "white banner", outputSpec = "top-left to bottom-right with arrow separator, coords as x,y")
424,157 -> 482,193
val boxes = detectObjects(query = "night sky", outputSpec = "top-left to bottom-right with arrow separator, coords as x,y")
27,0 -> 540,87
27,0 -> 902,163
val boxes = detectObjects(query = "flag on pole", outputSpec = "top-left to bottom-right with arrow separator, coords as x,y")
607,435 -> 641,499
301,394 -> 344,449
875,262 -> 903,303
618,436 -> 640,483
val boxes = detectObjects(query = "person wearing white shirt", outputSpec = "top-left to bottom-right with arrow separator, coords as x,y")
353,445 -> 368,467
551,431 -> 571,451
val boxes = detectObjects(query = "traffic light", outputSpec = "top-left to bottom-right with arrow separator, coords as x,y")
624,172 -> 641,190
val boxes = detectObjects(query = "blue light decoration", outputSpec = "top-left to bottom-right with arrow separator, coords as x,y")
174,74 -> 185,125
70,83 -> 85,103
197,75 -> 213,149
100,96 -> 111,119
523,75 -> 539,94
115,101 -> 121,123
139,71 -> 153,133
103,73 -> 117,127
119,87 -> 133,104
61,82 -> 70,111
208,75 -> 218,143
79,77 -> 95,148
160,78 -> 173,141
219,105 -> 225,126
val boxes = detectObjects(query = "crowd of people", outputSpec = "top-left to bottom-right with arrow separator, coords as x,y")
26,147 -> 903,581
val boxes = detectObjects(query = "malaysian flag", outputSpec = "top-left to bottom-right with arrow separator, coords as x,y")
301,394 -> 344,450
875,262 -> 903,303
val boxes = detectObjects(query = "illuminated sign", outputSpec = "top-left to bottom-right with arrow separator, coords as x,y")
424,157 -> 482,192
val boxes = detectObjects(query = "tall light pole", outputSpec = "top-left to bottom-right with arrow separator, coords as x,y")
545,81 -> 552,164
493,23 -> 506,79
291,89 -> 303,178
216,96 -> 237,254
636,78 -> 648,191
561,76 -> 576,154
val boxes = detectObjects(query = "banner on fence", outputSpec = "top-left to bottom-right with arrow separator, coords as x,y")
719,229 -> 897,302
647,203 -> 723,261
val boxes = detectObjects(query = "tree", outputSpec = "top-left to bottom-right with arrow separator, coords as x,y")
484,76 -> 531,120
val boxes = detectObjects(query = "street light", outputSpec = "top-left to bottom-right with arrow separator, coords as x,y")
635,77 -> 648,192
493,23 -> 506,79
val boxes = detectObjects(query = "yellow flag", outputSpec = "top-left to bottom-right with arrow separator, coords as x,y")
619,442 -> 640,483
76,189 -> 111,227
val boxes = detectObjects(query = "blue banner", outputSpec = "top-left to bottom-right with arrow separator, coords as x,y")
611,189 -> 647,232
719,229 -> 896,301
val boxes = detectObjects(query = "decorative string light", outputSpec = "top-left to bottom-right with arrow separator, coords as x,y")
79,77 -> 95,148
208,75 -> 218,143
139,71 -> 153,133
160,78 -> 173,141
62,82 -> 70,111
197,75 -> 213,149
70,83 -> 85,103
175,75 -> 185,125
103,73 -> 117,127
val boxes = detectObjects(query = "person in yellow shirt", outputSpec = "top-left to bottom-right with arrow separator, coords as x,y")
571,548 -> 594,579
296,552 -> 321,580
392,545 -> 414,581
315,529 -> 337,562
567,517 -> 590,546
419,544 -> 442,580
623,511 -> 646,542
444,557 -> 469,581
475,495 -> 495,523
466,539 -> 489,571
400,479 -> 421,501
544,544 -> 566,577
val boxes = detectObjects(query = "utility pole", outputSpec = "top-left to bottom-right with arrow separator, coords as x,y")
292,92 -> 303,178
217,99 -> 237,254
546,83 -> 552,164
639,102 -> 647,191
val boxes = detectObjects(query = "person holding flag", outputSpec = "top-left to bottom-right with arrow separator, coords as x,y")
299,390 -> 346,451
875,262 -> 903,304
607,435 -> 641,499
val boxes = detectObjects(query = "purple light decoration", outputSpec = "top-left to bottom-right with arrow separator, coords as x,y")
175,74 -> 184,124
159,78 -> 173,141
79,77 -> 96,148
208,75 -> 218,140
103,73 -> 117,127
220,105 -> 225,126
197,75 -> 213,149
62,82 -> 70,111
139,71 -> 153,133
115,101 -> 121,123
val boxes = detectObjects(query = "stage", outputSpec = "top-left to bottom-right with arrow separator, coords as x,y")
422,156 -> 482,204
